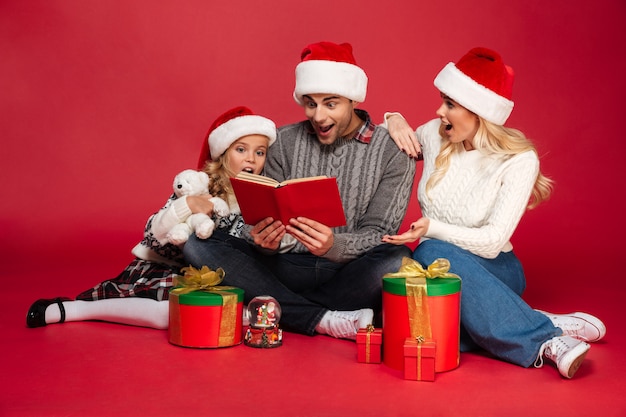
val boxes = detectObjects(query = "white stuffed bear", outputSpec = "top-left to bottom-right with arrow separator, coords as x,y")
166,169 -> 230,245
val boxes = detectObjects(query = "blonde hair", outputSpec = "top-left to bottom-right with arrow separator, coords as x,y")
427,117 -> 553,209
199,154 -> 235,202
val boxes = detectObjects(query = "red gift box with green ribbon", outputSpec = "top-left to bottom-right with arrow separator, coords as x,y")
382,257 -> 461,373
169,265 -> 244,348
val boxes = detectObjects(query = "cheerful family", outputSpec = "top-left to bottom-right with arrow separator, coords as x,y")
26,41 -> 605,379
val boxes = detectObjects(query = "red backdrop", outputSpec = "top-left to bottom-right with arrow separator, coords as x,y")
1,1 -> 625,289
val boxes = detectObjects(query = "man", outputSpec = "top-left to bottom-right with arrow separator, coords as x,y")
184,41 -> 415,339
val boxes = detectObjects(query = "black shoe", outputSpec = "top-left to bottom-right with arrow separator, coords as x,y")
26,297 -> 72,328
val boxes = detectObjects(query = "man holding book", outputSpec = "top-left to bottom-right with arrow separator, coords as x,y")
184,41 -> 416,340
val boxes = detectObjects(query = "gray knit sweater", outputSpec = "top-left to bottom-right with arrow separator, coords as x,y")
263,110 -> 416,263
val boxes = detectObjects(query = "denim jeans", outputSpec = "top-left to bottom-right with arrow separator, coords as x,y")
413,239 -> 561,367
183,230 -> 411,335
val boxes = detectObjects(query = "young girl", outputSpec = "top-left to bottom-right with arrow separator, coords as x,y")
26,106 -> 277,329
383,47 -> 605,379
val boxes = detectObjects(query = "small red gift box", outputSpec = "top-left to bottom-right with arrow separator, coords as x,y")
404,338 -> 436,381
356,326 -> 382,364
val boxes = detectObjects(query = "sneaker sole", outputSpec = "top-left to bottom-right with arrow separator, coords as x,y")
562,342 -> 590,379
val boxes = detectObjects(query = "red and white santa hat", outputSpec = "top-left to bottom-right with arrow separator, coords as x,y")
434,47 -> 515,125
293,41 -> 368,105
197,106 -> 276,169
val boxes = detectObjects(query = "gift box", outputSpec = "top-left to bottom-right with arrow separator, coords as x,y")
168,266 -> 244,348
382,258 -> 461,372
356,326 -> 382,364
404,337 -> 436,381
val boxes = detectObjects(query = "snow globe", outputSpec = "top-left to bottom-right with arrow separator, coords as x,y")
244,295 -> 283,348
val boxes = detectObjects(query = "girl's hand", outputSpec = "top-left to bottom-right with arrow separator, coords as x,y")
382,218 -> 430,245
387,114 -> 421,159
186,194 -> 215,214
251,217 -> 286,251
286,217 -> 333,256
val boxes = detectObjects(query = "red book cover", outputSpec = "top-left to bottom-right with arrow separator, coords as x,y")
230,173 -> 346,227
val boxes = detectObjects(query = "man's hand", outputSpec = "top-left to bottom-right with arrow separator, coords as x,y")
286,217 -> 334,256
251,217 -> 287,251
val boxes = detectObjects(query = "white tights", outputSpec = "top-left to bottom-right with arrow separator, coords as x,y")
45,298 -> 169,329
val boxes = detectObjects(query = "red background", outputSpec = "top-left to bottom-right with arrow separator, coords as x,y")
2,3 -> 626,415
1,0 -> 625,287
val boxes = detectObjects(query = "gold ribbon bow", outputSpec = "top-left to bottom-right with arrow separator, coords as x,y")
384,257 -> 459,341
171,265 -> 238,346
383,257 -> 459,280
171,265 -> 227,295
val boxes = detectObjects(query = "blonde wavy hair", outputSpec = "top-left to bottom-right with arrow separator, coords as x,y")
427,117 -> 553,209
199,155 -> 236,202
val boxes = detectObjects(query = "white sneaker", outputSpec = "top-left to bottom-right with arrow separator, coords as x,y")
315,309 -> 374,340
534,335 -> 590,379
536,310 -> 606,342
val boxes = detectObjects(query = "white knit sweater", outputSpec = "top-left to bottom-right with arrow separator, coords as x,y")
416,119 -> 539,259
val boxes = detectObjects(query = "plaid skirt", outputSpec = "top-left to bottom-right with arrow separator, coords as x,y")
75,258 -> 181,302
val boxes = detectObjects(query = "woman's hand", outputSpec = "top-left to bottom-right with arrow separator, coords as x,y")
251,217 -> 286,251
387,114 -> 421,159
382,218 -> 430,245
186,194 -> 215,214
286,217 -> 334,256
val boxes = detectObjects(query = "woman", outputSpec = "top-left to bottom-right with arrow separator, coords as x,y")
382,47 -> 605,379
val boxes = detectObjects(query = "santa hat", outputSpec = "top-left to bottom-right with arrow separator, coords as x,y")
434,47 -> 515,125
293,41 -> 368,105
197,106 -> 276,169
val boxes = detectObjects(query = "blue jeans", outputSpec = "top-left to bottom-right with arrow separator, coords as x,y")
413,239 -> 561,367
183,230 -> 411,335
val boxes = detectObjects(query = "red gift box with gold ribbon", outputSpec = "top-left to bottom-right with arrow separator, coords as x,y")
168,266 -> 244,348
404,337 -> 436,381
382,257 -> 461,373
356,325 -> 382,364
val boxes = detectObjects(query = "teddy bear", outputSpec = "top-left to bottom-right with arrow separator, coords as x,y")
166,169 -> 230,245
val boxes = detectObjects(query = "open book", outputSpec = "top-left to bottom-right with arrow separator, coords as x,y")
230,172 -> 346,227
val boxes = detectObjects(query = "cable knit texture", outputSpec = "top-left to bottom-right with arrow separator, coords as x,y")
261,110 -> 415,263
417,119 -> 539,259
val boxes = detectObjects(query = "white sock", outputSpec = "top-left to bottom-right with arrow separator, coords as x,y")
46,299 -> 169,329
